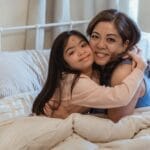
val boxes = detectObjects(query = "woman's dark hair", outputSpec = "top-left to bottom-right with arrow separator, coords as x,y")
32,30 -> 89,115
87,9 -> 141,86
87,9 -> 141,50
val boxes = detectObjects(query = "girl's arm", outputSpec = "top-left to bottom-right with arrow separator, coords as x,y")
44,67 -> 144,119
43,52 -> 146,118
71,68 -> 144,108
71,52 -> 146,108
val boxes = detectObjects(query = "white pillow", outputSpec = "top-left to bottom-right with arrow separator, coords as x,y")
0,50 -> 50,98
0,90 -> 39,122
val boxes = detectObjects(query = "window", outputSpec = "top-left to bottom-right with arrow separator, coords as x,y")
129,0 -> 139,22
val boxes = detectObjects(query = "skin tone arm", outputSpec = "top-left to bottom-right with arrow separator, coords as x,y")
43,52 -> 147,119
44,103 -> 89,119
107,62 -> 145,122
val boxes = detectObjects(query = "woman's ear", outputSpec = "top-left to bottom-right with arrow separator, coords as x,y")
124,40 -> 129,49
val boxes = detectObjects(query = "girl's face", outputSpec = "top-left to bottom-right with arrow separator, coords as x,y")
63,35 -> 94,73
89,22 -> 128,66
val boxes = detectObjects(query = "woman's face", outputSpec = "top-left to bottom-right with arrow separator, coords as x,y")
63,35 -> 94,73
89,22 -> 128,66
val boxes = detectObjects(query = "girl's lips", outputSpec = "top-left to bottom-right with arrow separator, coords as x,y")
80,54 -> 91,61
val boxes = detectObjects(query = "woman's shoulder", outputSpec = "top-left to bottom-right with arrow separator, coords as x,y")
120,58 -> 132,65
111,59 -> 133,86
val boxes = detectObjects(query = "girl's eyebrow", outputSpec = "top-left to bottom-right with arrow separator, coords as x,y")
64,39 -> 85,53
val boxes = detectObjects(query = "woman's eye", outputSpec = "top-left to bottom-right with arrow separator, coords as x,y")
91,34 -> 99,40
107,38 -> 116,43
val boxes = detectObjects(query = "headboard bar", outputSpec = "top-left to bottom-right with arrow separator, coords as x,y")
0,20 -> 89,51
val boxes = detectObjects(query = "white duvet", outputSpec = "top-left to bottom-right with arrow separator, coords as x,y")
1,111 -> 150,150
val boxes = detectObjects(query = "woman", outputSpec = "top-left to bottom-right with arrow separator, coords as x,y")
32,30 -> 146,119
87,9 -> 150,121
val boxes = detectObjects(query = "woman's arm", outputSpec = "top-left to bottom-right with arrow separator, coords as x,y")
107,63 -> 145,122
107,83 -> 145,122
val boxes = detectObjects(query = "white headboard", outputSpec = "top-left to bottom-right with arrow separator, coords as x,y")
0,20 -> 89,51
0,21 -> 150,60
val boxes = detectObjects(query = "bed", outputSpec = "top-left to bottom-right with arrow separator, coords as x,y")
0,21 -> 150,150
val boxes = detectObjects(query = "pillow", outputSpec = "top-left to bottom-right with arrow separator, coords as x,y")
0,90 -> 39,122
0,50 -> 50,98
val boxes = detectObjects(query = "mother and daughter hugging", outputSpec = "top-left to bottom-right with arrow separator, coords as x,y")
32,9 -> 150,122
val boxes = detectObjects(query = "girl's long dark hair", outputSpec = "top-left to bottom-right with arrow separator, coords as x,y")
32,30 -> 89,115
87,9 -> 141,85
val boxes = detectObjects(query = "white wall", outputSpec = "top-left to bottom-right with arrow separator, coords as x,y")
138,0 -> 150,32
0,0 -> 29,50
0,0 -> 150,51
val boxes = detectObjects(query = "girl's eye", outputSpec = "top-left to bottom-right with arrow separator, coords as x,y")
81,42 -> 88,47
68,51 -> 74,56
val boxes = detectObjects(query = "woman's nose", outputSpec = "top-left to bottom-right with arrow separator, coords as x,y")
97,39 -> 106,48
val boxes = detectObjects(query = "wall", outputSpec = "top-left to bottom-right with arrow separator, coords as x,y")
0,0 -> 29,50
138,0 -> 150,32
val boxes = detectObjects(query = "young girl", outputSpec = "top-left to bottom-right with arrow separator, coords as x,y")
32,30 -> 146,119
87,9 -> 150,121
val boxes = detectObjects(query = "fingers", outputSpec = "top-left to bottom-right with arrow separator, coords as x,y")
43,103 -> 52,117
43,102 -> 69,119
127,51 -> 147,72
131,45 -> 142,54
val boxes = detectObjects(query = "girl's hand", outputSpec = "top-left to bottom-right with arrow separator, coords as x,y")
128,51 -> 147,72
43,102 -> 69,119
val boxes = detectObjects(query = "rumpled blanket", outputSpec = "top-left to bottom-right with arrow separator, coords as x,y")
1,112 -> 150,150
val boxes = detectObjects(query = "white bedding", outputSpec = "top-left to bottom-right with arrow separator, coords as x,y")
0,43 -> 150,149
0,91 -> 39,122
0,50 -> 50,98
0,87 -> 149,150
1,112 -> 150,150
0,89 -> 150,149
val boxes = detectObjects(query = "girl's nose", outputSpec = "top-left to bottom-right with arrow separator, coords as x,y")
78,50 -> 85,56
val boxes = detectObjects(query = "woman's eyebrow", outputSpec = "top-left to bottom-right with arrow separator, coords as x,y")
91,31 -> 100,35
107,33 -> 118,37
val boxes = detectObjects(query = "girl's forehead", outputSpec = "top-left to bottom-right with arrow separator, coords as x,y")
67,35 -> 82,44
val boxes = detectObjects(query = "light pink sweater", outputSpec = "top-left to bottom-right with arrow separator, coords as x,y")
51,68 -> 144,114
